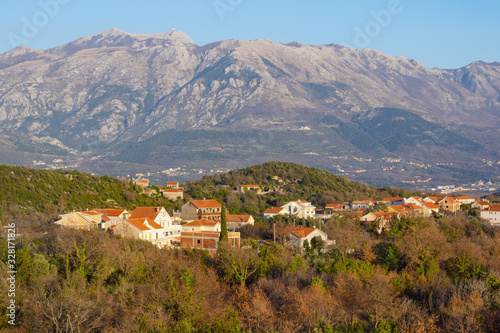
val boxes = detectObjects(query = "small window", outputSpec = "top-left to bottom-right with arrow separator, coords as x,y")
196,239 -> 201,244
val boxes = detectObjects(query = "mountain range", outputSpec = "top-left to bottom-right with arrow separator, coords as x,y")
0,29 -> 499,187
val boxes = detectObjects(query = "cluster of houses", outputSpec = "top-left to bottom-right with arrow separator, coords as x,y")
55,181 -> 500,253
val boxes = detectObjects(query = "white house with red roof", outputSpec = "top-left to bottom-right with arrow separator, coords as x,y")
95,209 -> 130,229
182,219 -> 221,232
481,204 -> 500,227
455,196 -> 475,205
166,181 -> 179,189
282,200 -> 316,219
404,196 -> 424,207
236,184 -> 261,193
472,200 -> 490,210
161,188 -> 184,201
55,210 -> 104,230
360,211 -> 398,233
134,179 -> 149,188
226,215 -> 255,230
422,202 -> 440,217
125,207 -> 181,247
279,227 -> 330,252
263,207 -> 288,221
117,218 -> 165,243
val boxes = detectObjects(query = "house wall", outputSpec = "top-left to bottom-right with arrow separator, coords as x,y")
481,211 -> 500,226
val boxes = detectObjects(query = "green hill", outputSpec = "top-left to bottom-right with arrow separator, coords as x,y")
184,161 -> 416,214
0,165 -> 176,226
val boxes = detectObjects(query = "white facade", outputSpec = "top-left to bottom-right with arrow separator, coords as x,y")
282,200 -> 316,218
481,205 -> 500,226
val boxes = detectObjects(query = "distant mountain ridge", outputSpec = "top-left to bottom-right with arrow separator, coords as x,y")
0,29 -> 499,186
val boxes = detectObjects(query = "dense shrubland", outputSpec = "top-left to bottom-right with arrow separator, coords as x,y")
1,211 -> 499,332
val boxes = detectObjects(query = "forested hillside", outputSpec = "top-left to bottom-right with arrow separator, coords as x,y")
1,211 -> 499,331
184,162 -> 416,214
0,165 -> 177,227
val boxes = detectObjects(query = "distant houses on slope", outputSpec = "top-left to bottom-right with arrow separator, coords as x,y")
55,179 -> 500,252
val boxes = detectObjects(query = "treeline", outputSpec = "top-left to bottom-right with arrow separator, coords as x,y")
184,161 -> 417,215
1,211 -> 499,332
0,165 -> 179,227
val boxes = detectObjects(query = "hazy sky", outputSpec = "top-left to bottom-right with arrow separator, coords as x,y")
1,0 -> 498,69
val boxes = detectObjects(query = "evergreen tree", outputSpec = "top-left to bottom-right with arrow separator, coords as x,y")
219,204 -> 228,242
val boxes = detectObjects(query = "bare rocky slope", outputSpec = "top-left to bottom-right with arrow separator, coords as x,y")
0,29 -> 499,186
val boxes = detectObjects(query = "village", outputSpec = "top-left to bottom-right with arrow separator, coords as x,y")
53,178 -> 500,253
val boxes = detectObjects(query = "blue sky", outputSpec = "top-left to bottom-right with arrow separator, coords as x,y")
1,0 -> 498,69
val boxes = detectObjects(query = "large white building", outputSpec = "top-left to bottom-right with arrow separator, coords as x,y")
481,204 -> 500,227
114,207 -> 181,248
282,200 -> 317,219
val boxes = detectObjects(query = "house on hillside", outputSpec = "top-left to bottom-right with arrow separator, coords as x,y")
55,211 -> 104,230
236,184 -> 262,194
166,181 -> 179,189
279,227 -> 331,253
182,219 -> 221,232
481,204 -> 500,227
360,211 -> 398,233
404,197 -> 424,207
325,204 -> 343,213
437,197 -> 461,212
388,203 -> 425,217
264,207 -> 288,221
472,200 -> 490,210
350,200 -> 376,210
95,209 -> 130,228
423,196 -> 439,203
115,218 -> 166,244
422,202 -> 440,217
127,206 -> 181,247
135,179 -> 149,188
455,196 -> 475,205
180,219 -> 239,251
226,215 -> 255,230
161,188 -> 184,201
379,197 -> 405,206
282,200 -> 316,219
181,200 -> 222,222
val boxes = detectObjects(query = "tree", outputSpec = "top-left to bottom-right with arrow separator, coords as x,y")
219,204 -> 228,242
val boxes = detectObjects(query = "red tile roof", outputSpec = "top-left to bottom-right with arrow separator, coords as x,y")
326,204 -> 342,209
127,218 -> 163,231
80,210 -> 101,216
455,196 -> 474,200
381,197 -> 405,202
264,207 -> 286,214
97,209 -> 126,217
183,219 -> 219,227
240,184 -> 260,187
163,189 -> 183,193
423,202 -> 439,209
372,212 -> 397,218
483,204 -> 500,212
227,215 -> 252,223
129,207 -> 163,220
167,181 -> 178,185
280,227 -> 318,238
189,200 -> 222,209
136,180 -> 149,184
